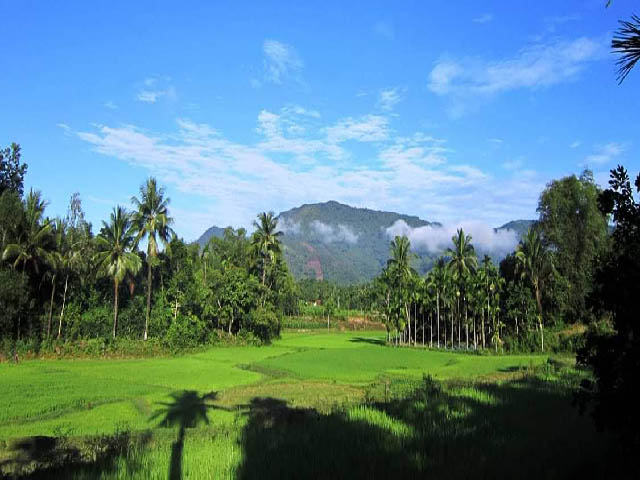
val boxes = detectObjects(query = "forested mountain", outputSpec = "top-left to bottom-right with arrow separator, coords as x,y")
198,201 -> 533,285
497,220 -> 536,238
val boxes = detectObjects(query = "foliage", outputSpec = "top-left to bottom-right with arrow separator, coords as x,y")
612,13 -> 640,83
0,143 -> 28,196
537,170 -> 609,323
244,306 -> 280,343
578,165 -> 640,451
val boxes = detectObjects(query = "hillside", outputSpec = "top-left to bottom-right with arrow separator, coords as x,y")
497,220 -> 536,238
197,201 -> 534,284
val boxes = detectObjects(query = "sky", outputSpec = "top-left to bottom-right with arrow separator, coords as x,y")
1,0 -> 639,242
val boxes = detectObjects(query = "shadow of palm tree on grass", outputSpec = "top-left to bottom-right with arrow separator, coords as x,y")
151,390 -> 222,480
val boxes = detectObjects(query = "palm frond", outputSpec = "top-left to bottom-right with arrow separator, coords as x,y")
612,14 -> 640,83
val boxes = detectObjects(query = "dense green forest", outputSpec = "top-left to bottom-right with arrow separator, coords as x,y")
0,147 -> 297,351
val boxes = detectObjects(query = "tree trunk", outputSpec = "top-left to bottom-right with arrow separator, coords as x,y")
450,310 -> 454,349
481,307 -> 486,349
457,296 -> 461,349
58,275 -> 68,340
47,275 -> 56,338
436,292 -> 440,348
113,280 -> 119,339
473,314 -> 477,350
406,303 -> 411,347
144,262 -> 152,341
429,312 -> 432,347
413,303 -> 424,347
534,282 -> 544,352
464,297 -> 469,350
18,266 -> 26,341
229,312 -> 234,335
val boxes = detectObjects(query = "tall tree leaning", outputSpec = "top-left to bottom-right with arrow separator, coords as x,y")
132,178 -> 174,340
95,206 -> 142,339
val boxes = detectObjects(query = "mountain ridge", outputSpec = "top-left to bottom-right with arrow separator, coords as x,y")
196,201 -> 534,284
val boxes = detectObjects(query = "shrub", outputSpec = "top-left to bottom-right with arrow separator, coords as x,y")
164,314 -> 208,351
244,307 -> 280,344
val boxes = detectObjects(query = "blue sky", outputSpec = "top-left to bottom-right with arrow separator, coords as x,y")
2,0 -> 639,241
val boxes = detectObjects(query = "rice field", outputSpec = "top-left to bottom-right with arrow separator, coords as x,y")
0,331 -> 618,479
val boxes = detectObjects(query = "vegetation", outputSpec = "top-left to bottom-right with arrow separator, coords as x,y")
2,330 -> 629,479
0,152 -> 295,353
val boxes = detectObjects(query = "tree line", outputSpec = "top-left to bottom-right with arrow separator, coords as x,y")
373,170 -> 609,353
0,146 -> 295,350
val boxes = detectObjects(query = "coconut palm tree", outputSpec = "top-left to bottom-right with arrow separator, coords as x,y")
251,212 -> 283,286
612,13 -> 640,83
95,206 -> 142,339
2,190 -> 53,338
46,218 -> 66,338
445,229 -> 477,349
132,177 -> 174,340
431,258 -> 447,348
516,228 -> 553,352
387,235 -> 416,344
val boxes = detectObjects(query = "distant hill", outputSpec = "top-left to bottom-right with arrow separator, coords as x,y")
196,226 -> 228,247
277,201 -> 438,284
497,220 -> 536,238
196,201 -> 535,284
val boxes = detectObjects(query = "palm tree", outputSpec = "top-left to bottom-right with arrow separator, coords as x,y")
2,190 -> 53,338
445,229 -> 477,349
387,236 -> 416,344
251,212 -> 283,286
95,206 -> 142,339
132,178 -> 174,340
515,228 -> 552,352
612,14 -> 640,83
478,255 -> 496,349
431,258 -> 447,348
46,218 -> 66,338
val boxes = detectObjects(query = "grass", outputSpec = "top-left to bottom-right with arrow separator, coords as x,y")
0,330 -> 624,479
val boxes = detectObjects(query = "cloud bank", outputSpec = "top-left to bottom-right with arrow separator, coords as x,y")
386,219 -> 519,255
311,221 -> 359,244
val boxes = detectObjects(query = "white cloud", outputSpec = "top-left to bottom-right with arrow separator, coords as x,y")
583,142 -> 625,166
72,110 -> 545,240
428,36 -> 605,115
386,219 -> 519,255
104,101 -> 117,110
473,13 -> 493,24
136,77 -> 176,104
378,87 -> 404,111
311,221 -> 359,244
326,115 -> 389,143
570,140 -> 581,149
279,218 -> 301,235
262,39 -> 303,84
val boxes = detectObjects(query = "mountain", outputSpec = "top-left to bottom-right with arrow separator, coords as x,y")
497,220 -> 536,238
277,201 -> 438,284
196,201 -> 535,285
196,225 -> 228,246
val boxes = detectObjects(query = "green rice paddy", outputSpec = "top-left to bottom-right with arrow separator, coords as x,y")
0,331 -> 616,479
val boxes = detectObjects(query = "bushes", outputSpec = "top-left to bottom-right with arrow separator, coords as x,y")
164,314 -> 208,351
244,307 -> 280,344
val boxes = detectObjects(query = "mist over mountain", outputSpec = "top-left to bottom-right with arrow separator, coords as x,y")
197,201 -> 534,284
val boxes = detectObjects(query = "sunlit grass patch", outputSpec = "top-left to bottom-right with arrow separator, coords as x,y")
347,405 -> 412,438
